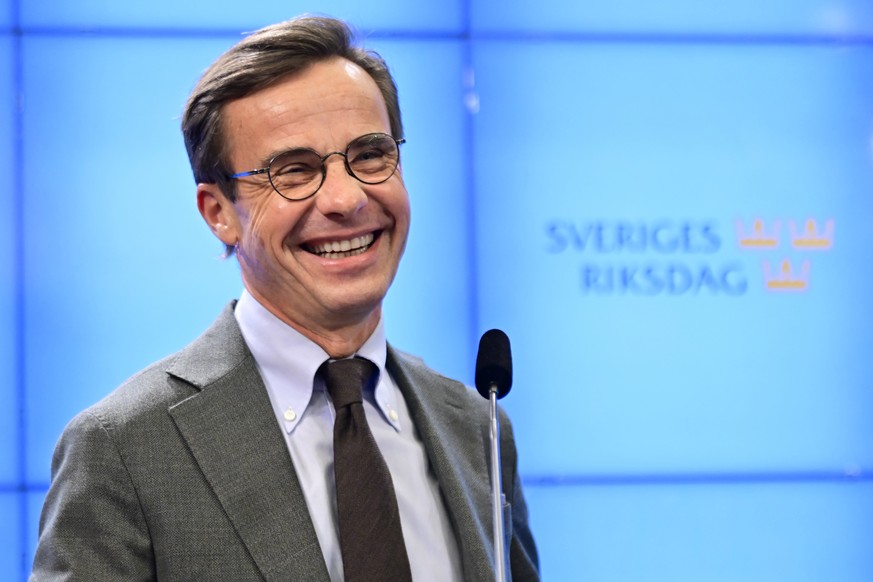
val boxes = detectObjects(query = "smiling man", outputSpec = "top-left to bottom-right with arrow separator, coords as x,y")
198,56 -> 409,356
31,16 -> 539,582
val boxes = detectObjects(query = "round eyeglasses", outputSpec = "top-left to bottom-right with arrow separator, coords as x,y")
228,132 -> 406,201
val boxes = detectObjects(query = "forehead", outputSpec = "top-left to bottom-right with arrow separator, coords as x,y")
221,57 -> 391,159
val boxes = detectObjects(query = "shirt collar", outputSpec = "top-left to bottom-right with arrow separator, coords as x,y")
233,289 -> 399,433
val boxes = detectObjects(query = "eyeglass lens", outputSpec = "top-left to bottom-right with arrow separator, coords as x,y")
268,133 -> 400,200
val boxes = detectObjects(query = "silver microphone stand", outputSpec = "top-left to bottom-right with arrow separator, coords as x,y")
489,384 -> 507,582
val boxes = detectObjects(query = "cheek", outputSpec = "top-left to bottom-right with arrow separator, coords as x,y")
396,195 -> 411,232
241,196 -> 298,246
387,181 -> 411,221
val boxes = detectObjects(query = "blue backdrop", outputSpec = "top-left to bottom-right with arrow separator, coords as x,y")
3,1 -> 873,580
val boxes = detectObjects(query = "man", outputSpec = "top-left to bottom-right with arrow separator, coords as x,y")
31,15 -> 539,582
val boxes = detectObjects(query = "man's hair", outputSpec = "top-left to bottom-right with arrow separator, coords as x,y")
181,15 -> 403,201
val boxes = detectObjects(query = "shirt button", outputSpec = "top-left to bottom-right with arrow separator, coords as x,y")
284,408 -> 297,421
388,409 -> 399,422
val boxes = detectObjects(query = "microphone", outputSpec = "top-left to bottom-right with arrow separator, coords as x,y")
475,329 -> 512,400
474,329 -> 512,582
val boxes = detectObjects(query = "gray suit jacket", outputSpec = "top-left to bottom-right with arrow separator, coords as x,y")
31,304 -> 539,581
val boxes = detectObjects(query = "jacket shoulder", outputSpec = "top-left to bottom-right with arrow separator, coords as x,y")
66,302 -> 249,437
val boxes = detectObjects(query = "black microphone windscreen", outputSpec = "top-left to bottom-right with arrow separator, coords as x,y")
475,329 -> 512,399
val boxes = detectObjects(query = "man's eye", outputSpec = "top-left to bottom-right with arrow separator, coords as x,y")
353,148 -> 387,163
271,159 -> 320,187
275,163 -> 317,175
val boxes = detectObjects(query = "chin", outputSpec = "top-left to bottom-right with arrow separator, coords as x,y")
320,284 -> 390,319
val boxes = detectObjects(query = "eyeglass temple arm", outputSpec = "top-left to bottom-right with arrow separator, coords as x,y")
229,167 -> 270,180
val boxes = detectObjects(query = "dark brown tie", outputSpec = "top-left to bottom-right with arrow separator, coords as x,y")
322,358 -> 413,582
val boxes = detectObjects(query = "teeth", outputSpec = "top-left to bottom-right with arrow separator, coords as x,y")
309,232 -> 375,258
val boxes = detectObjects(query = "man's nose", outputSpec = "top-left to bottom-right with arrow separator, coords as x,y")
314,154 -> 367,217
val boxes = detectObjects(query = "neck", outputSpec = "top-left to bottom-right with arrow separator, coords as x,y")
294,314 -> 380,359
246,291 -> 382,358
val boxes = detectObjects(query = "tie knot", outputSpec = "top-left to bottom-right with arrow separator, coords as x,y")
323,357 -> 377,410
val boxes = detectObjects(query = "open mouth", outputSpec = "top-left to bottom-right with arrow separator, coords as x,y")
305,231 -> 377,259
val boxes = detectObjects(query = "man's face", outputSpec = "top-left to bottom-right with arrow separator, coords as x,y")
199,57 -> 410,338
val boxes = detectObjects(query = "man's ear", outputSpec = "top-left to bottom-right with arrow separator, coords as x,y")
197,183 -> 240,247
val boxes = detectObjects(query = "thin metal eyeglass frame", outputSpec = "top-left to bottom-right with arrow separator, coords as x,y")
227,133 -> 406,201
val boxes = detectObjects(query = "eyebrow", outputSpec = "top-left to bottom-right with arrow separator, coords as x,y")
257,145 -> 317,168
253,132 -> 391,170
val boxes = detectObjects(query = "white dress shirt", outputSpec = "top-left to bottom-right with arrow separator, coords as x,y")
234,290 -> 463,581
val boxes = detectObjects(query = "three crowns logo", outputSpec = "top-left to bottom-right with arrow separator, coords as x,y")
790,219 -> 834,250
763,259 -> 810,291
737,219 -> 780,249
735,218 -> 834,293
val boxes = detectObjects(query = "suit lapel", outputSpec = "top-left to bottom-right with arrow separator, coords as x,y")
388,347 -> 496,582
166,305 -> 329,582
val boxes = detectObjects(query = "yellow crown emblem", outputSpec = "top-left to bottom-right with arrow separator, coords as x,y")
763,259 -> 810,291
736,219 -> 780,248
790,219 -> 834,250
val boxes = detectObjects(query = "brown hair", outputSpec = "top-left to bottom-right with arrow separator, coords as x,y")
181,15 -> 403,202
